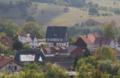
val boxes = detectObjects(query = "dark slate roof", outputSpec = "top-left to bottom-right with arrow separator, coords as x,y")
46,56 -> 75,63
45,26 -> 68,38
14,49 -> 47,64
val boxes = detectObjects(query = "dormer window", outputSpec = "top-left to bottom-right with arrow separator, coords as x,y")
54,34 -> 57,36
47,51 -> 51,53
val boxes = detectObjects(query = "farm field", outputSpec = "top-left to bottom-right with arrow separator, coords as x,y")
0,0 -> 120,30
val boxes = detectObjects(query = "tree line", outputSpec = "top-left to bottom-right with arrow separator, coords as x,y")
0,46 -> 120,78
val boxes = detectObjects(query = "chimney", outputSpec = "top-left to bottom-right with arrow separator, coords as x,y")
10,55 -> 14,60
86,35 -> 88,38
1,54 -> 4,59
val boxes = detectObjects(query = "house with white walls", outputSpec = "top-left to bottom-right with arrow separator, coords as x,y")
14,49 -> 47,65
0,54 -> 22,73
90,37 -> 116,52
13,34 -> 38,48
45,26 -> 69,47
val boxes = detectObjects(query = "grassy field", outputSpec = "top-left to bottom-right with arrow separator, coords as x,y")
0,0 -> 120,30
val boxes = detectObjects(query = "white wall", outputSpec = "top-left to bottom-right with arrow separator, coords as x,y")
28,37 -> 38,48
109,39 -> 115,48
18,36 -> 38,48
0,61 -> 22,72
49,42 -> 69,47
18,36 -> 27,43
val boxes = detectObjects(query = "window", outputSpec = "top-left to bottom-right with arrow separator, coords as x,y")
54,34 -> 57,36
57,38 -> 59,41
15,66 -> 17,70
60,38 -> 63,41
47,38 -> 49,41
8,66 -> 11,69
47,51 -> 51,53
50,38 -> 52,41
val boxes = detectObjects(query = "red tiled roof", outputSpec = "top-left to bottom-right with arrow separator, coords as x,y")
42,46 -> 68,55
71,47 -> 83,55
0,56 -> 12,68
0,38 -> 13,47
91,32 -> 101,38
80,34 -> 95,45
94,37 -> 114,45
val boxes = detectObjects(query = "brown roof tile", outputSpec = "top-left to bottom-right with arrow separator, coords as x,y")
80,34 -> 95,45
0,56 -> 12,68
94,37 -> 114,45
42,46 -> 68,55
0,38 -> 13,47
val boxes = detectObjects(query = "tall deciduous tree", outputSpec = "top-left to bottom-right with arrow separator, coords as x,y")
44,62 -> 69,78
12,39 -> 23,50
19,22 -> 44,39
0,18 -> 19,33
4,26 -> 14,38
89,7 -> 98,14
94,46 -> 116,61
0,44 -> 9,54
102,23 -> 116,38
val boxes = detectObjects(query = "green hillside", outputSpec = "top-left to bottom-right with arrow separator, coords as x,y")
0,0 -> 120,30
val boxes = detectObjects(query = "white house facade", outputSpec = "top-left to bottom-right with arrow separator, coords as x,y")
0,61 -> 22,72
17,34 -> 38,48
46,26 -> 69,47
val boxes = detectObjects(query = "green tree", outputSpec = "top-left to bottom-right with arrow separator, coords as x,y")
42,43 -> 49,47
0,44 -> 9,54
102,23 -> 116,38
19,22 -> 44,38
75,63 -> 95,78
21,62 -> 41,72
97,60 -> 120,75
4,26 -> 14,38
12,39 -> 23,50
72,54 -> 79,71
94,4 -> 99,8
63,7 -> 69,12
5,50 -> 17,57
69,37 -> 75,45
44,62 -> 69,78
75,56 -> 97,72
83,48 -> 91,58
89,7 -> 98,14
35,4 -> 38,9
0,18 -> 19,33
26,16 -> 35,22
113,2 -> 116,6
10,1 -> 13,5
22,43 -> 31,49
95,46 -> 116,61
